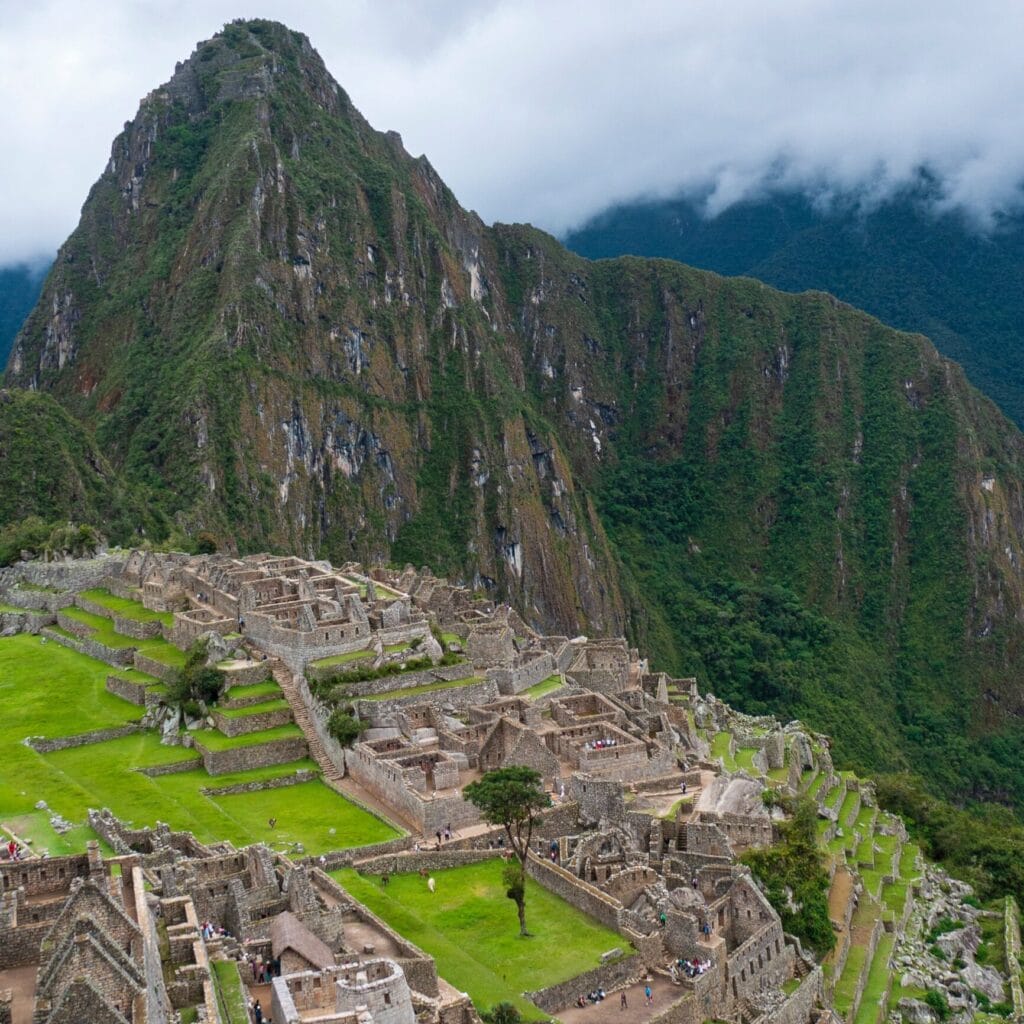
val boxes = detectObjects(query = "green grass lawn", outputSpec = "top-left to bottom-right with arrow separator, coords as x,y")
224,680 -> 281,702
310,648 -> 374,669
833,942 -> 869,1016
79,588 -> 174,627
825,781 -> 845,810
217,698 -> 290,718
838,789 -> 859,826
0,635 -> 399,855
212,960 -> 249,1024
523,675 -> 564,700
335,861 -> 629,1018
359,675 -> 484,702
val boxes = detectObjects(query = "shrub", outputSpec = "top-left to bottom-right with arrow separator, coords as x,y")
166,639 -> 225,711
924,990 -> 949,1021
327,709 -> 364,747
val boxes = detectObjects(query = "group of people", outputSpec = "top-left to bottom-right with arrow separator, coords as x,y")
583,738 -> 619,750
672,956 -> 712,979
574,988 -> 607,1007
247,953 -> 282,983
200,920 -> 232,941
5,838 -> 23,861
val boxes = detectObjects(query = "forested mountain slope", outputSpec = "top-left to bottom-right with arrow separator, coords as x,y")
8,20 -> 1024,809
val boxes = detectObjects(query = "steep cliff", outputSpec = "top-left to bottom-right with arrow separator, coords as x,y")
8,20 -> 1024,804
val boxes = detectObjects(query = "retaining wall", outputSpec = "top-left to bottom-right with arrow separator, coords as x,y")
193,736 -> 309,775
210,706 -> 293,737
26,722 -> 144,753
133,652 -> 180,682
526,953 -> 643,1012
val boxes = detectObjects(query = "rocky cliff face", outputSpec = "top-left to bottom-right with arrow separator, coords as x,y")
8,20 -> 1024,802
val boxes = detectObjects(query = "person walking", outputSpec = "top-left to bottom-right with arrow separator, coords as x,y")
619,991 -> 628,1010
644,983 -> 653,1006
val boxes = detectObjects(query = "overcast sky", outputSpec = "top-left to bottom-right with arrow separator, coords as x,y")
2,0 -> 1023,265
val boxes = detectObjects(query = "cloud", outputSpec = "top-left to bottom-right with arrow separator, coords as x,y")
1,0 -> 1023,264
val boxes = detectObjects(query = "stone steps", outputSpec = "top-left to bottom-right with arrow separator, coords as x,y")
274,668 -> 345,785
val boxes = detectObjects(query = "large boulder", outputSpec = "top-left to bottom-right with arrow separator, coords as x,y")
897,998 -> 934,1024
960,961 -> 1005,1004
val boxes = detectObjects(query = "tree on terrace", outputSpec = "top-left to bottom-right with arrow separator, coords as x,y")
463,765 -> 551,936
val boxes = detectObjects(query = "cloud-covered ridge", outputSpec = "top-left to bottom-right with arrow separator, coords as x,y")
2,0 -> 1023,264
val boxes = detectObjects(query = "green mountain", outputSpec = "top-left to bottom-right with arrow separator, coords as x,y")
0,262 -> 47,368
564,186 -> 1024,428
7,20 -> 1024,814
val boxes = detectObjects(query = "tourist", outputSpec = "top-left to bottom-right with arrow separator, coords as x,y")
251,957 -> 258,981
576,995 -> 586,1008
659,911 -> 667,927
619,991 -> 628,1010
253,1000 -> 263,1024
644,983 -> 653,1006
436,829 -> 442,845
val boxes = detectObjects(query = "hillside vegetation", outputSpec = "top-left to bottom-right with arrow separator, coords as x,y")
5,20 -> 1024,827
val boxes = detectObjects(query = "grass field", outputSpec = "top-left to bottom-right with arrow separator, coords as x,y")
335,861 -> 629,1018
0,634 -> 400,855
212,960 -> 249,1024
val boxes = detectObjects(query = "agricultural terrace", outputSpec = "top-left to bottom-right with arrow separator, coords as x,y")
0,633 -> 398,855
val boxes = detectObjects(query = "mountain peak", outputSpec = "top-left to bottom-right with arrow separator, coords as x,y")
149,19 -> 342,119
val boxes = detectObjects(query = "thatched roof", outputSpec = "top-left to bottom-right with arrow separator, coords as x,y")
270,911 -> 336,969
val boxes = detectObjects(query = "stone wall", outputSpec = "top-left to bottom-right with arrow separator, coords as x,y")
106,673 -> 161,707
526,952 -> 644,1012
353,678 -> 499,717
46,623 -> 136,667
200,770 -> 319,796
524,854 -> 624,932
133,652 -> 180,682
316,660 -> 475,694
764,967 -> 823,1024
26,723 -> 144,753
210,706 -> 294,737
17,554 -> 126,592
194,736 -> 309,775
487,652 -> 557,696
352,849 -> 499,876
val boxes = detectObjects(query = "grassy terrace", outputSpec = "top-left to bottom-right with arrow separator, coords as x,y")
212,960 -> 249,1024
523,674 -> 564,700
224,680 -> 281,702
216,698 -> 290,719
192,723 -> 303,750
61,606 -> 185,665
853,932 -> 896,1024
310,641 -> 411,670
0,635 -> 399,855
838,789 -> 859,826
711,731 -> 737,770
735,746 -> 758,772
79,588 -> 174,627
335,861 -> 629,1019
359,675 -> 485,702
807,771 -> 828,798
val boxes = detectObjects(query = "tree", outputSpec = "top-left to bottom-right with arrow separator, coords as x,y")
166,639 -> 225,716
327,707 -> 365,747
463,766 -> 551,936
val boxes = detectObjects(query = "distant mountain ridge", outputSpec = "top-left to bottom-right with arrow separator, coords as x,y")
7,20 -> 1024,813
0,262 -> 48,369
565,185 -> 1024,428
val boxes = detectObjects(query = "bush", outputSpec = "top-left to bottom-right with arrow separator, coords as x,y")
166,639 -> 225,711
924,989 -> 949,1021
481,1004 -> 521,1024
327,709 -> 364,747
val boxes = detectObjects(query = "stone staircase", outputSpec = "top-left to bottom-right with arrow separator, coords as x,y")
273,666 -> 345,786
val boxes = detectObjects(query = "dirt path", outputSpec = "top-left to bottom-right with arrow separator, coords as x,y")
555,975 -> 681,1024
0,966 -> 38,1024
828,866 -> 854,926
